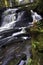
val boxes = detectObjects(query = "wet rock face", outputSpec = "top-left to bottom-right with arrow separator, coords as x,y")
0,7 -> 7,26
0,8 -> 32,65
15,11 -> 33,27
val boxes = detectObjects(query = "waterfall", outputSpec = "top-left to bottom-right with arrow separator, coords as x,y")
0,9 -> 33,32
0,8 -> 42,65
0,8 -> 18,32
30,10 -> 42,24
1,8 -> 18,26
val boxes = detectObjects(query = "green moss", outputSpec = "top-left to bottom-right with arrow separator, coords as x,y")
27,58 -> 33,65
7,57 -> 21,65
30,20 -> 43,65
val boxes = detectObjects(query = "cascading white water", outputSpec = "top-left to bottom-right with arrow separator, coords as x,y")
0,9 -> 42,32
12,27 -> 26,36
31,10 -> 42,24
0,9 -> 27,32
0,12 -> 25,32
16,11 -> 25,22
0,9 -> 18,31
1,8 -> 18,26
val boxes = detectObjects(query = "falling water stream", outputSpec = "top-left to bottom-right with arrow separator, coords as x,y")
0,8 -> 42,65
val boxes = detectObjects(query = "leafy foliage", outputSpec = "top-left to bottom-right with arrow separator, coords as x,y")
29,20 -> 43,65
